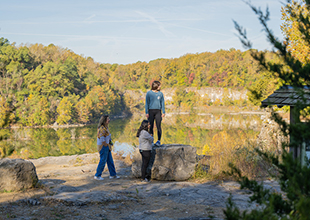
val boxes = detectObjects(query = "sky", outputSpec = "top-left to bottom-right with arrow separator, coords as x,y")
0,0 -> 284,65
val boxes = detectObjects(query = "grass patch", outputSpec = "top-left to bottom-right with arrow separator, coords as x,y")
0,189 -> 13,193
191,164 -> 210,180
194,128 -> 280,181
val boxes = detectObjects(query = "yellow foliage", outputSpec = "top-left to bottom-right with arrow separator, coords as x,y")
28,94 -> 33,101
202,143 -> 212,155
213,98 -> 222,106
56,97 -> 73,125
204,129 -> 255,177
281,1 -> 310,64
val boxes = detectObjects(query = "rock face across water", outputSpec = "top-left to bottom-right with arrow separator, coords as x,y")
131,144 -> 197,181
0,159 -> 38,192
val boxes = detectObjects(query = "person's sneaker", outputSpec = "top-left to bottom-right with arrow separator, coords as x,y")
109,175 -> 120,179
94,176 -> 104,180
155,140 -> 161,146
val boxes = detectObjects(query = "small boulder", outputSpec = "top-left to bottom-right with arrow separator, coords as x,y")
0,158 -> 38,192
131,144 -> 196,181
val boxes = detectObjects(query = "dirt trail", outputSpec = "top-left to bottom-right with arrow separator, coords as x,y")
0,153 -> 281,220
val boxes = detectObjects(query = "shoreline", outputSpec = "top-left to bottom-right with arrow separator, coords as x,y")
2,107 -> 268,130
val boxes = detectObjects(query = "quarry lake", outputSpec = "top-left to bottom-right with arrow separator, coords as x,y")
1,111 -> 267,159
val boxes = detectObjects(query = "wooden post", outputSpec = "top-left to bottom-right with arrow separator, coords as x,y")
290,106 -> 295,158
290,106 -> 301,160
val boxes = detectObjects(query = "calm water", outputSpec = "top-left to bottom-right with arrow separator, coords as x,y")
0,112 -> 266,159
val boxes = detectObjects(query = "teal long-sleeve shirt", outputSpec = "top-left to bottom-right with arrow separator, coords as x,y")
145,90 -> 165,114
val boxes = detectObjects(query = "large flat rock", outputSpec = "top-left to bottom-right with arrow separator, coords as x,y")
132,144 -> 197,181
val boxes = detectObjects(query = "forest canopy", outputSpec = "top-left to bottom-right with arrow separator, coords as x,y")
0,37 -> 278,127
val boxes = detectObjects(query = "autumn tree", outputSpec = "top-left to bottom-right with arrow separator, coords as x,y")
24,94 -> 50,126
56,97 -> 73,125
0,95 -> 14,127
76,99 -> 91,124
224,0 -> 310,219
281,0 -> 310,64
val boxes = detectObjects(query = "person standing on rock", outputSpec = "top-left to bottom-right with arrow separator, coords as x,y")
137,119 -> 154,183
145,80 -> 165,146
94,115 -> 120,180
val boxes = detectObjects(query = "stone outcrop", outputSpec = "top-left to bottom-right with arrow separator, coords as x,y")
125,87 -> 248,107
131,144 -> 197,181
0,159 -> 38,192
256,115 -> 288,154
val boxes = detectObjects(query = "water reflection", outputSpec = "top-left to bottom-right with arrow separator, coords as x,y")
113,142 -> 136,157
0,112 -> 265,159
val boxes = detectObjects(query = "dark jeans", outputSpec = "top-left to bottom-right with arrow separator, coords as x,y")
140,150 -> 151,180
148,109 -> 162,141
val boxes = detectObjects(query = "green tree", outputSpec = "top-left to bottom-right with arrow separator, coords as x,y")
76,99 -> 90,124
0,95 -> 14,127
224,0 -> 310,219
25,94 -> 50,126
281,0 -> 310,64
247,70 -> 278,106
172,87 -> 186,108
56,97 -> 73,125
